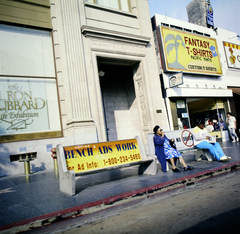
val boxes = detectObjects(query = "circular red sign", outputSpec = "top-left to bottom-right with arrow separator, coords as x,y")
181,130 -> 194,147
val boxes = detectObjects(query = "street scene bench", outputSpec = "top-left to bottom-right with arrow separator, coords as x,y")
147,129 -> 213,171
56,136 -> 157,196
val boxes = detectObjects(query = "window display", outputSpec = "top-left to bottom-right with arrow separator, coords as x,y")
0,77 -> 61,136
176,99 -> 190,129
0,24 -> 61,142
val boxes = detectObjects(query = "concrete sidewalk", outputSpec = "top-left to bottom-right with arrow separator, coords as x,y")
0,141 -> 240,233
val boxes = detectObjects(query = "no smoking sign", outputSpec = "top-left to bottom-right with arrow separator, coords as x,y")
181,130 -> 194,147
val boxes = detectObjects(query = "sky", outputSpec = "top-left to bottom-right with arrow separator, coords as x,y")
148,0 -> 240,37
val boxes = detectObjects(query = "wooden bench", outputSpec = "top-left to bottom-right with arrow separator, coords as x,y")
56,136 -> 157,196
147,130 -> 213,171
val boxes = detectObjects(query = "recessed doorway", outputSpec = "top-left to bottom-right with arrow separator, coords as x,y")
98,61 -> 141,141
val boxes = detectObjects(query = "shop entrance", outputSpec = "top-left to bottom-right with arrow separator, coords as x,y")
228,88 -> 240,139
187,98 -> 227,130
187,98 -> 228,141
170,97 -> 229,141
97,61 -> 141,141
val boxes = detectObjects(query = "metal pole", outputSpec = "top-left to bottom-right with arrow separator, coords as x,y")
53,158 -> 58,171
24,160 -> 31,175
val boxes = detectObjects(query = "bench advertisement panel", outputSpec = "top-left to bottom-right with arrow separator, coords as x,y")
63,138 -> 142,173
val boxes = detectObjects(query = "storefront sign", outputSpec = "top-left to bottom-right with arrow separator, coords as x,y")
207,4 -> 214,27
169,72 -> 183,88
223,41 -> 240,69
159,26 -> 222,75
63,138 -> 142,173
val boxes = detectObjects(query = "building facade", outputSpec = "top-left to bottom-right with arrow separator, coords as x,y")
0,0 -> 167,176
216,27 -> 240,137
152,13 -> 240,142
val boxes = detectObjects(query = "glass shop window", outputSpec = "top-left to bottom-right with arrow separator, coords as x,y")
0,24 -> 61,142
86,0 -> 131,12
188,98 -> 227,132
176,100 -> 190,129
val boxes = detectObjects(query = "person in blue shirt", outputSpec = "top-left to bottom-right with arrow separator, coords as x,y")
153,125 -> 194,173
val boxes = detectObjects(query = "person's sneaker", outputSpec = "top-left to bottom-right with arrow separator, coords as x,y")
172,168 -> 181,173
220,156 -> 229,161
227,156 -> 232,160
232,140 -> 236,142
237,138 -> 239,142
183,166 -> 194,171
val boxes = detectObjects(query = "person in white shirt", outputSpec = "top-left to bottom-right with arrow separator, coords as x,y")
192,120 -> 231,162
226,112 -> 239,142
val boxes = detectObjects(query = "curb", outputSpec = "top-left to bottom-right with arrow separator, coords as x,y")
1,161 -> 240,233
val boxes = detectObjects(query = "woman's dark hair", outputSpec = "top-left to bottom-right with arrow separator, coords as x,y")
153,125 -> 160,134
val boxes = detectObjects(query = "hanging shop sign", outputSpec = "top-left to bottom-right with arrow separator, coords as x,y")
169,72 -> 183,88
207,3 -> 214,28
159,26 -> 222,75
223,42 -> 240,69
63,138 -> 142,173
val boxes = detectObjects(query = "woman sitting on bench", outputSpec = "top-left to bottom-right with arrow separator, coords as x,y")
153,125 -> 194,173
192,119 -> 231,162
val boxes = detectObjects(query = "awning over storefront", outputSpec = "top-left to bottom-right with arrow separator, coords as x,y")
166,88 -> 233,97
228,87 -> 240,96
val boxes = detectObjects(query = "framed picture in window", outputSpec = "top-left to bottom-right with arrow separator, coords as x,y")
176,100 -> 185,109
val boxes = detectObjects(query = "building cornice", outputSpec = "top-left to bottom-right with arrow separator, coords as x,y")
81,25 -> 151,46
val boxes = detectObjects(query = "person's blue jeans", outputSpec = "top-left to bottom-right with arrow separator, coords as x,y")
229,128 -> 238,141
196,141 -> 225,161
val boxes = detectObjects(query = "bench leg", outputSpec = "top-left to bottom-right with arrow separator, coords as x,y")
203,149 -> 213,161
156,158 -> 169,172
57,144 -> 77,196
195,149 -> 213,162
59,170 -> 76,196
166,158 -> 179,170
195,150 -> 204,161
139,157 -> 157,175
166,162 -> 169,171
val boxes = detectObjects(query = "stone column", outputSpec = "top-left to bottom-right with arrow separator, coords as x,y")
50,0 -> 97,143
60,0 -> 91,124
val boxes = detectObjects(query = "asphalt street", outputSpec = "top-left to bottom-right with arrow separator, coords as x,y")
42,171 -> 240,234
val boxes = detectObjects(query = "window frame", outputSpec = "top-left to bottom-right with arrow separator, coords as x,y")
0,24 -> 62,143
86,0 -> 132,13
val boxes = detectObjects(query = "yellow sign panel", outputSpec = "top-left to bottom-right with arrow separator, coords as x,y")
63,139 -> 142,173
223,41 -> 240,69
160,26 -> 222,75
